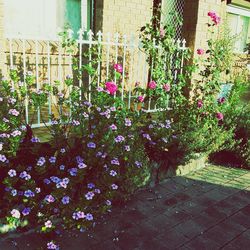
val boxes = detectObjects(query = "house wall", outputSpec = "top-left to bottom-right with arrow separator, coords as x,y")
182,0 -> 227,55
95,0 -> 153,36
0,0 -> 5,76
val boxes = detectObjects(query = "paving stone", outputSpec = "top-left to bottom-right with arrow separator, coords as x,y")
203,189 -> 232,202
157,228 -> 189,248
229,211 -> 250,229
241,205 -> 250,216
213,200 -> 242,217
201,205 -> 228,221
202,223 -> 243,246
91,240 -> 121,250
174,219 -> 206,239
222,232 -> 250,249
183,235 -> 221,249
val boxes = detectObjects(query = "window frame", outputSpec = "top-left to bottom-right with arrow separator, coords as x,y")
4,0 -> 92,40
227,5 -> 250,54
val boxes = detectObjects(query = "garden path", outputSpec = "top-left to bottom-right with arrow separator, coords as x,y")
1,164 -> 250,250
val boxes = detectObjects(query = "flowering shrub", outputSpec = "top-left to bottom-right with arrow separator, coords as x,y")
0,57 -> 150,250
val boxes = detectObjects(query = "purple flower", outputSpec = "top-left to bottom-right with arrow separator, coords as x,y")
87,142 -> 96,148
111,158 -> 120,165
50,176 -> 60,183
125,118 -> 132,127
11,189 -> 17,196
78,162 -> 87,169
61,196 -> 70,204
69,168 -> 78,176
165,120 -> 171,129
22,207 -> 31,216
77,211 -> 85,219
115,135 -> 125,143
143,133 -> 151,141
111,184 -> 118,190
47,241 -> 58,250
8,109 -> 19,116
72,120 -> 80,126
19,171 -> 31,180
45,195 -> 55,203
124,145 -> 130,151
44,179 -> 51,185
24,190 -> 35,198
87,183 -> 95,189
85,191 -> 95,200
37,157 -> 46,166
45,220 -> 52,228
49,156 -> 56,164
94,188 -> 101,194
59,165 -> 65,170
135,161 -> 142,168
0,154 -> 7,162
106,200 -> 112,206
11,130 -> 21,137
110,170 -> 117,176
31,137 -> 40,143
8,169 -> 16,177
60,148 -> 66,153
11,209 -> 20,219
85,213 -> 94,221
109,124 -> 117,131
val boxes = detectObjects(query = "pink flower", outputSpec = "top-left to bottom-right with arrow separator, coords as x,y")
105,82 -> 118,95
197,100 -> 203,108
148,81 -> 157,90
216,112 -> 224,120
163,84 -> 171,92
218,97 -> 225,104
113,64 -> 123,73
138,96 -> 144,103
208,11 -> 217,18
208,11 -> 221,25
160,28 -> 165,38
197,48 -> 205,55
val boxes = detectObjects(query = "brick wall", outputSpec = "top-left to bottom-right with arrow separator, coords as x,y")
0,0 -> 5,76
95,0 -> 153,36
183,0 -> 227,55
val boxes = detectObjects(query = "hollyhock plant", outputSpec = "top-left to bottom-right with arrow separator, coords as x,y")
105,81 -> 118,95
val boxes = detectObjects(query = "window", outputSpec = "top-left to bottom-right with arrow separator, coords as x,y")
227,5 -> 250,53
4,0 -> 90,39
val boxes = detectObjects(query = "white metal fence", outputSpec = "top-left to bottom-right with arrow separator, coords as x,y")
3,29 -> 187,128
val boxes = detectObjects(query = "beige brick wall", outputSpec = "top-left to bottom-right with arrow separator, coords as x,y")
95,0 -> 153,36
183,0 -> 227,56
0,0 -> 5,76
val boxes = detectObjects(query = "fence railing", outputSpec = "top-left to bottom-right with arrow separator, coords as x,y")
2,29 -> 187,128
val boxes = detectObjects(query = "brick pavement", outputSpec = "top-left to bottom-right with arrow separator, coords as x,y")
1,164 -> 250,250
